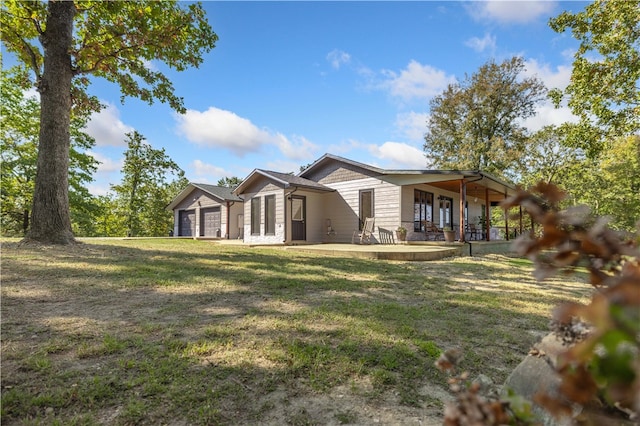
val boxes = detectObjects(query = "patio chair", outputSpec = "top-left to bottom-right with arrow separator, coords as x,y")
326,219 -> 337,236
378,227 -> 395,245
423,221 -> 443,241
466,223 -> 483,241
352,217 -> 375,244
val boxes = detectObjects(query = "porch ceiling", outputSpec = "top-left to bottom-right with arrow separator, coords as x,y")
382,172 -> 517,203
431,180 -> 515,203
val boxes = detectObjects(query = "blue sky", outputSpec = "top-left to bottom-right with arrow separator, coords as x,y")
25,1 -> 591,195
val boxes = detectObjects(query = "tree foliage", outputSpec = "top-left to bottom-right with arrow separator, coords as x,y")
0,0 -> 217,244
424,57 -> 546,179
516,125 -> 582,189
549,0 -> 640,158
216,176 -> 243,189
0,67 -> 99,237
109,131 -> 186,237
561,135 -> 640,231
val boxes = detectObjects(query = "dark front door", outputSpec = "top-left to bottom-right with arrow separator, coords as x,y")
200,207 -> 221,237
179,210 -> 195,236
291,196 -> 306,241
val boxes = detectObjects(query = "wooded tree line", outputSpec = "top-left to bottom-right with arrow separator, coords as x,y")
1,0 -> 217,242
424,0 -> 639,231
1,69 -> 188,237
1,0 -> 638,241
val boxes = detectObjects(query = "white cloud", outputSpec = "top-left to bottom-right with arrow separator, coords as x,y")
176,107 -> 269,155
142,59 -> 156,71
86,183 -> 111,197
327,49 -> 351,70
523,58 -> 572,90
24,87 -> 39,100
265,159 -> 303,175
465,33 -> 497,53
176,107 -> 318,161
327,138 -> 367,155
274,133 -> 318,161
518,58 -> 577,131
380,60 -> 456,102
87,150 -> 123,174
189,159 -> 233,184
395,111 -> 429,141
368,142 -> 429,169
467,1 -> 557,24
84,103 -> 134,147
523,101 -> 579,132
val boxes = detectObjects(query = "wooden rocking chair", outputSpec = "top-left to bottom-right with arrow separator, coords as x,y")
352,217 -> 375,244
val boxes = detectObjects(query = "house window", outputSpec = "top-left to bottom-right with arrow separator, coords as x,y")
439,196 -> 453,229
251,197 -> 261,235
265,195 -> 276,235
359,189 -> 374,230
414,190 -> 433,231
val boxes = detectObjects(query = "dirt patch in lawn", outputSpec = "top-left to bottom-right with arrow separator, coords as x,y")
1,239 -> 591,425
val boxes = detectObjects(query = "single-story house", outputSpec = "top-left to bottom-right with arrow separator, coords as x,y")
167,183 -> 244,239
232,153 -> 521,245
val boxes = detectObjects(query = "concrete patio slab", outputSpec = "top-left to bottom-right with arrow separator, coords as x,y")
209,239 -> 516,261
283,243 -> 463,261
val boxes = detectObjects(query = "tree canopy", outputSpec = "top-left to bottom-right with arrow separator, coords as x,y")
109,131 -> 187,237
423,57 -> 546,179
549,0 -> 640,157
0,66 -> 99,237
515,125 -> 582,189
0,0 -> 217,244
217,177 -> 243,189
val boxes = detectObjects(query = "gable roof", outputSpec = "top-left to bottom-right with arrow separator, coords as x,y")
298,153 -> 385,178
166,182 -> 242,211
297,153 -> 518,202
234,169 -> 334,195
191,183 -> 243,201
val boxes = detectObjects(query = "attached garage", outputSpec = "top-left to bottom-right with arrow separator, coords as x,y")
200,207 -> 221,237
178,210 -> 196,236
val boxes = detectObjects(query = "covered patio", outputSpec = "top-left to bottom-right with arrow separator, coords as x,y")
384,170 -> 524,244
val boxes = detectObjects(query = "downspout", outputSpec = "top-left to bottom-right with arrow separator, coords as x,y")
459,179 -> 466,243
226,201 -> 234,239
503,189 -> 509,241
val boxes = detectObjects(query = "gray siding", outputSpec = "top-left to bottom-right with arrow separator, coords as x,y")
242,186 -> 286,245
322,177 -> 400,243
172,188 -> 243,239
307,160 -> 379,184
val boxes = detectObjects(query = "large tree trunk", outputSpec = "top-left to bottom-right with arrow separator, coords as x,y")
25,1 -> 76,244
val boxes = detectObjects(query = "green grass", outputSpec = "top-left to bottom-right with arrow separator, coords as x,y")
1,238 -> 591,425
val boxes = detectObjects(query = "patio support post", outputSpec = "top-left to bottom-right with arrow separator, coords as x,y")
530,215 -> 535,237
485,187 -> 490,241
519,206 -> 523,236
459,179 -> 466,243
504,190 -> 509,241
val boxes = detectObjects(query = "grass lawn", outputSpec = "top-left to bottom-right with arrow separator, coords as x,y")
1,238 -> 591,425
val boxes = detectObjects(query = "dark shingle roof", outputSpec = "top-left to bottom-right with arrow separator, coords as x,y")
191,183 -> 243,202
256,170 -> 333,191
